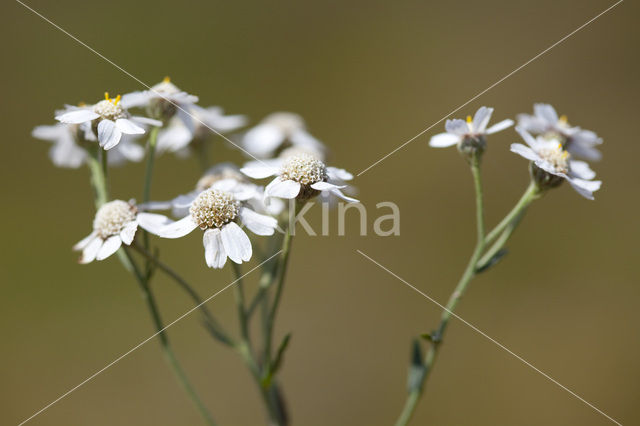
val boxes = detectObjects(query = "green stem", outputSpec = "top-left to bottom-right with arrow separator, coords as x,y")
142,126 -> 160,204
132,243 -> 234,346
86,147 -> 108,208
484,182 -> 539,245
395,155 -> 485,426
123,248 -> 216,426
231,263 -> 250,346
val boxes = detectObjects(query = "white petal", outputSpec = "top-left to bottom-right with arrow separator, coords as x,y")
429,133 -> 460,148
32,124 -> 65,141
115,118 -> 145,135
160,215 -> 198,238
220,222 -> 252,263
80,237 -> 103,264
265,178 -> 301,199
120,91 -> 152,109
330,188 -> 359,203
120,221 -> 139,245
132,116 -> 163,127
240,165 -> 280,179
515,127 -> 538,148
157,125 -> 193,153
566,177 -> 602,200
326,167 -> 353,181
203,228 -> 227,268
96,236 -> 123,260
472,107 -> 493,132
486,119 -> 514,134
243,124 -> 285,156
289,130 -> 324,152
136,212 -> 174,235
56,109 -> 99,124
510,143 -> 540,162
97,120 -> 123,150
239,207 -> 278,236
311,181 -> 346,191
74,231 -> 97,251
569,160 -> 596,180
534,103 -> 558,125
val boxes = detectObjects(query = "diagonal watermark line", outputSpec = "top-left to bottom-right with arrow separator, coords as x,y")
356,0 -> 623,177
18,252 -> 282,426
15,0 -> 267,165
357,250 -> 622,426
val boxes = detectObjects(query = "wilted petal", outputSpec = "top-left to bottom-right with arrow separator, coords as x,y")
203,228 -> 226,268
98,120 -> 123,150
330,188 -> 359,203
220,222 -> 252,263
566,176 -> 602,200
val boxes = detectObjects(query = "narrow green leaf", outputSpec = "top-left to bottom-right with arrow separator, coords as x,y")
476,248 -> 508,273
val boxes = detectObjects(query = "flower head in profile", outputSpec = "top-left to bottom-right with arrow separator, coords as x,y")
242,112 -> 326,158
240,153 -> 358,203
156,105 -> 247,156
139,188 -> 278,268
55,93 -> 161,150
32,122 -> 145,168
511,128 -> 602,199
429,106 -> 514,151
121,77 -> 199,121
74,200 -> 165,263
517,103 -> 603,161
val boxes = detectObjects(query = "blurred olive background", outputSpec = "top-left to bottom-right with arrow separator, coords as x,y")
2,0 -> 639,424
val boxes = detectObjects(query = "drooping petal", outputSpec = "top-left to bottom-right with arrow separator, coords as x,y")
80,237 -> 103,264
119,221 -> 139,245
96,236 -> 123,260
311,181 -> 346,191
203,228 -> 227,268
132,116 -> 163,127
56,109 -> 100,124
569,160 -> 596,180
326,167 -> 354,181
565,176 -> 602,200
74,231 -> 98,251
97,119 -> 123,150
240,165 -> 280,179
239,207 -> 278,236
137,212 -> 175,235
115,118 -> 145,135
429,132 -> 460,148
220,222 -> 252,263
330,188 -> 359,203
510,143 -> 540,162
159,215 -> 198,238
265,178 -> 301,199
472,106 -> 493,133
486,119 -> 514,134
243,124 -> 285,156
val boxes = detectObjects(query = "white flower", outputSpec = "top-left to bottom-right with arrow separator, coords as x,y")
32,123 -> 145,168
242,112 -> 325,158
511,128 -> 602,200
73,200 -> 167,263
241,153 -> 358,203
156,105 -> 247,155
517,103 -> 603,161
429,106 -> 514,148
139,188 -> 278,268
55,93 -> 161,151
120,77 -> 199,121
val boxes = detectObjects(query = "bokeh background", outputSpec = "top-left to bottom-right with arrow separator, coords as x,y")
2,0 -> 639,424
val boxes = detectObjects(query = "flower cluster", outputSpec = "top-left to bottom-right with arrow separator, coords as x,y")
34,78 -> 359,268
430,105 -> 603,199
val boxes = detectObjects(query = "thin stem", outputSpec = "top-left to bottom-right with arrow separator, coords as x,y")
231,263 -> 250,346
485,182 -> 539,244
142,126 -> 160,204
86,147 -> 108,208
132,243 -> 234,346
395,155 -> 485,426
123,248 -> 216,426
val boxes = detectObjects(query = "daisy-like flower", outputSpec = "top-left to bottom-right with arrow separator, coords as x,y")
120,77 -> 199,121
139,188 -> 278,268
511,128 -> 602,200
73,200 -> 166,263
55,93 -> 161,151
156,105 -> 247,156
240,153 -> 358,203
242,112 -> 326,158
429,106 -> 514,149
32,123 -> 145,168
517,103 -> 603,161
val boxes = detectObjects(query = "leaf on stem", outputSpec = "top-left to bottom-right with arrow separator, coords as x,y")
407,339 -> 426,393
476,249 -> 508,274
263,333 -> 292,387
